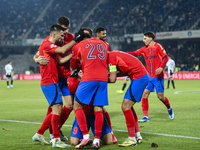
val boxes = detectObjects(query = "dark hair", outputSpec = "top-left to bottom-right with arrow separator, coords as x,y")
144,31 -> 155,40
82,27 -> 93,38
8,61 -> 11,63
57,16 -> 70,26
50,24 -> 65,33
96,27 -> 105,34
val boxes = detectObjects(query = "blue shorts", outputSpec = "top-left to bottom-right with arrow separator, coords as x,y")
146,77 -> 164,93
74,81 -> 108,106
124,74 -> 149,103
70,114 -> 111,139
41,83 -> 63,107
59,77 -> 73,96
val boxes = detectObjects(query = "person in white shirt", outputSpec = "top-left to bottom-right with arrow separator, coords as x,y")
165,57 -> 175,89
5,61 -> 13,88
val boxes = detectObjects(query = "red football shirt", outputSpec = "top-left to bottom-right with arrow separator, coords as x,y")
57,33 -> 74,77
108,51 -> 147,79
38,37 -> 60,85
72,37 -> 109,82
134,42 -> 167,77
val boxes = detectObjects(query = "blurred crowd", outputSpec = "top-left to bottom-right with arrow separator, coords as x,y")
0,0 -> 199,72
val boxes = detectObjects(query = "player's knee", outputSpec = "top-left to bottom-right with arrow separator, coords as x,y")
105,140 -> 113,145
70,138 -> 79,146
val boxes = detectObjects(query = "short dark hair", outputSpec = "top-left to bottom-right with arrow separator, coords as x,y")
57,16 -> 70,26
144,31 -> 155,40
50,24 -> 65,33
82,27 -> 93,38
96,27 -> 105,34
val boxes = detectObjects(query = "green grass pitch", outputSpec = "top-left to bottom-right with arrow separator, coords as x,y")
0,79 -> 200,150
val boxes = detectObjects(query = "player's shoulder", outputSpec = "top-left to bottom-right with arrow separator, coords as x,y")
155,42 -> 165,50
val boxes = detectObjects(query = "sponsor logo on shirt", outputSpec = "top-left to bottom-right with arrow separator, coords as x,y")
147,55 -> 157,59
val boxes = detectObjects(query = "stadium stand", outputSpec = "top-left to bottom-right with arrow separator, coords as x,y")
0,0 -> 199,74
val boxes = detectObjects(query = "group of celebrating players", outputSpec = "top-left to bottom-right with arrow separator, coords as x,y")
32,16 -> 174,149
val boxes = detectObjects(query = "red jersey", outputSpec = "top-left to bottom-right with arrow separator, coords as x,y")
72,37 -> 109,82
38,37 -> 60,85
67,76 -> 94,116
134,42 -> 167,77
108,51 -> 147,79
57,33 -> 74,77
94,37 -> 110,51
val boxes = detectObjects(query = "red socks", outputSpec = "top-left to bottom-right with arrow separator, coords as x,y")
94,111 -> 104,139
60,106 -> 73,127
37,113 -> 52,135
123,109 -> 135,138
104,111 -> 112,130
46,107 -> 53,134
74,108 -> 89,135
162,97 -> 171,109
51,114 -> 61,138
131,107 -> 139,133
142,98 -> 149,117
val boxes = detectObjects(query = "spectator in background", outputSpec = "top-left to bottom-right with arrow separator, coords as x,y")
5,61 -> 14,88
116,76 -> 130,93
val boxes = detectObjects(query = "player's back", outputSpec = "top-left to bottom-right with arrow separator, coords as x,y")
109,51 -> 147,79
78,37 -> 109,82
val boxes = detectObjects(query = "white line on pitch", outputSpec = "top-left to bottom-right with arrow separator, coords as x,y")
0,99 -> 44,102
0,119 -> 200,140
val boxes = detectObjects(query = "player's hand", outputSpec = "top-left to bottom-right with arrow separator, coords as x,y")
37,56 -> 50,65
156,67 -> 163,75
74,29 -> 85,42
78,70 -> 83,80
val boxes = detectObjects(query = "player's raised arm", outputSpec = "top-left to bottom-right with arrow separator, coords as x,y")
54,28 -> 85,54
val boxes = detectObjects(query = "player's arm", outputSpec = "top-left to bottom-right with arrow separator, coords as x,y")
108,65 -> 117,83
127,51 -> 137,56
54,29 -> 85,54
54,40 -> 76,54
156,55 -> 169,75
33,51 -> 50,65
67,70 -> 83,94
57,53 -> 73,64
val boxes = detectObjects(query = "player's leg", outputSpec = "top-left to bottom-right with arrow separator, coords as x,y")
102,107 -> 117,143
139,89 -> 151,122
119,75 -> 148,147
59,78 -> 73,126
131,107 -> 142,143
10,75 -> 13,88
42,84 -> 70,148
101,132 -> 113,145
156,77 -> 174,120
6,75 -> 10,88
117,76 -> 128,93
70,118 -> 83,146
118,98 -> 137,147
58,78 -> 73,141
170,76 -> 175,89
92,81 -> 108,149
32,113 -> 52,145
92,106 -> 104,149
74,81 -> 96,149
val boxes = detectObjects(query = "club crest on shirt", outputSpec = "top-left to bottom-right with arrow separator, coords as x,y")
50,44 -> 57,49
